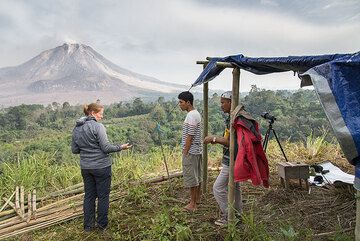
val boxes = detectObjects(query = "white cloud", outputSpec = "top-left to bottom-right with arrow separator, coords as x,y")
0,0 -> 359,91
260,0 -> 279,7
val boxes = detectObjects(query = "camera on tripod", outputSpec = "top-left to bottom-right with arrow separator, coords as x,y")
261,112 -> 276,123
261,111 -> 289,162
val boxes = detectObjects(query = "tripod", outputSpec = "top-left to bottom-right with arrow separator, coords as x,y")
262,120 -> 289,162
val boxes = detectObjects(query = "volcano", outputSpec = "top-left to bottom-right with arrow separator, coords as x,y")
0,43 -> 186,107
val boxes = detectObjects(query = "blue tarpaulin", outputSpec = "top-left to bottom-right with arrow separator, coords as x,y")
193,52 -> 360,188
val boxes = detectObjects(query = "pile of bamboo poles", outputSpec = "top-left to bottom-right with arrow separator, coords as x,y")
0,184 -> 84,240
0,170 -> 188,240
0,186 -> 37,223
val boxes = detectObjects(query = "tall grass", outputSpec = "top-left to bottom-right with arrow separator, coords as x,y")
305,131 -> 328,159
112,146 -> 183,184
0,146 -> 185,201
265,134 -> 345,168
0,134 -> 346,201
0,152 -> 81,198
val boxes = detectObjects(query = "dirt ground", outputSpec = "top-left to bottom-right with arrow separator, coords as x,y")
150,166 -> 356,240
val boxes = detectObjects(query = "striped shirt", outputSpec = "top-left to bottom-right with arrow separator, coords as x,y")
182,109 -> 202,155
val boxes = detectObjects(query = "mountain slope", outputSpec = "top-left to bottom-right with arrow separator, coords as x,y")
0,43 -> 186,107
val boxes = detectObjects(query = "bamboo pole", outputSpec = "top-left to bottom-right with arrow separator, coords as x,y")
157,129 -> 173,194
2,198 -> 25,221
0,208 -> 83,236
196,60 -> 208,65
34,193 -> 83,213
32,190 -> 36,220
202,64 -> 209,193
0,210 -> 83,240
196,60 -> 234,68
0,209 -> 16,220
20,186 -> 24,218
0,191 -> 127,235
227,67 -> 240,223
0,198 -> 84,229
33,191 -> 123,217
15,186 -> 19,212
37,182 -> 84,202
0,191 -> 16,213
0,203 -> 83,230
26,192 -> 31,223
2,213 -> 82,239
1,186 -> 84,219
28,191 -> 124,222
315,227 -> 353,238
136,172 -> 183,185
216,62 -> 234,68
38,186 -> 84,202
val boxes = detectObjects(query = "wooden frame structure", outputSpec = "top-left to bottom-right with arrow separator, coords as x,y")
197,58 -> 360,240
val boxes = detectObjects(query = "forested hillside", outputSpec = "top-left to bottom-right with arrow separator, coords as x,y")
0,86 -> 333,164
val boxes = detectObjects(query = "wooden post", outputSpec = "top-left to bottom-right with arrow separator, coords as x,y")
20,186 -> 24,218
227,67 -> 240,223
26,192 -> 32,223
32,190 -> 37,220
356,190 -> 360,241
202,76 -> 209,193
15,186 -> 19,213
158,132 -> 173,195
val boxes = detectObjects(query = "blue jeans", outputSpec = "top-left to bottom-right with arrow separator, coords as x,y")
81,166 -> 112,230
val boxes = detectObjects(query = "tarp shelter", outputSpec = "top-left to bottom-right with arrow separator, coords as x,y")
193,52 -> 360,188
193,52 -> 360,181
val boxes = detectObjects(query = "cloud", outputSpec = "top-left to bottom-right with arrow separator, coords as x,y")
0,0 -> 359,91
260,0 -> 279,7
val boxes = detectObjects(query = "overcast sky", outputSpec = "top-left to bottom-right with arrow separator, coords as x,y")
0,0 -> 359,91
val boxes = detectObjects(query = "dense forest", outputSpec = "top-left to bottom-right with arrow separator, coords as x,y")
0,85 -> 333,164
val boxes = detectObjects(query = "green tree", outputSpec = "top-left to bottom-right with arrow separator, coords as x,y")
150,105 -> 166,124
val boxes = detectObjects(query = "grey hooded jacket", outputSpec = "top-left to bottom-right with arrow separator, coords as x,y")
71,116 -> 121,169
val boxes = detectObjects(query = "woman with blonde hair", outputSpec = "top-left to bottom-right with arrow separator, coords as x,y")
71,103 -> 131,232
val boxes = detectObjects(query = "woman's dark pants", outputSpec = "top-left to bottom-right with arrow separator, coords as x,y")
81,166 -> 112,231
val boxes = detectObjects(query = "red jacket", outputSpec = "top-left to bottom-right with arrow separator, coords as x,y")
233,117 -> 269,188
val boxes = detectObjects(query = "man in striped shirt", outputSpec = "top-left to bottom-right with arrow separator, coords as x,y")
178,91 -> 202,212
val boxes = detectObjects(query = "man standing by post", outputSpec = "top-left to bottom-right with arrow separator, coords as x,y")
178,91 -> 202,212
204,91 -> 242,226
